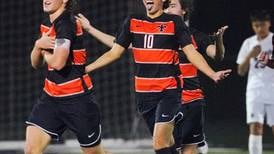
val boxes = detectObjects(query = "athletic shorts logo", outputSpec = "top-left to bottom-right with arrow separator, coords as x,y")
88,132 -> 95,138
193,134 -> 200,137
161,114 -> 170,118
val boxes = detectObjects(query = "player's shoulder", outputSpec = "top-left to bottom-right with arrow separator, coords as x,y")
41,15 -> 51,27
243,34 -> 257,45
54,11 -> 75,27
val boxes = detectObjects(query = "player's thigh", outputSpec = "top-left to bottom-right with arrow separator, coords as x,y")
153,122 -> 175,148
246,100 -> 265,126
178,101 -> 205,147
25,126 -> 51,153
181,144 -> 197,154
61,94 -> 102,148
81,144 -> 106,154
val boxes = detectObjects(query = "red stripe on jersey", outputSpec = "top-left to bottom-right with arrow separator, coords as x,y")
76,21 -> 83,36
191,35 -> 198,49
135,76 -> 177,92
40,24 -> 56,37
44,74 -> 93,97
133,48 -> 176,64
181,89 -> 204,104
130,19 -> 175,35
179,63 -> 198,78
72,49 -> 87,65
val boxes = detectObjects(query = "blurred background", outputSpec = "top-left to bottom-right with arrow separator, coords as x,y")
0,0 -> 273,153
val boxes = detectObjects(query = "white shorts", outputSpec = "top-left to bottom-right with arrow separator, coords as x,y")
246,102 -> 274,127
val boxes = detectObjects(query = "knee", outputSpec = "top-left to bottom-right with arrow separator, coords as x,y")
152,136 -> 172,149
250,123 -> 263,135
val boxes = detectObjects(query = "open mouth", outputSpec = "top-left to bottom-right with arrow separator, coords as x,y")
146,0 -> 154,10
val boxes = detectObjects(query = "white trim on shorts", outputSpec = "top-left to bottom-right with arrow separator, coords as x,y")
79,124 -> 102,147
156,112 -> 184,124
26,121 -> 59,137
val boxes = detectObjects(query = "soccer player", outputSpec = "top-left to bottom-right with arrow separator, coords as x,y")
237,10 -> 274,154
164,0 -> 228,153
25,0 -> 105,154
79,0 -> 231,153
77,0 -> 228,154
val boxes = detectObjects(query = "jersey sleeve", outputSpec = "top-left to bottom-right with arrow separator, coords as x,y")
115,16 -> 132,49
174,16 -> 192,48
55,20 -> 75,41
236,39 -> 249,64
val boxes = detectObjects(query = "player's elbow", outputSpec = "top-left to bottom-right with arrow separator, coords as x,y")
51,61 -> 66,71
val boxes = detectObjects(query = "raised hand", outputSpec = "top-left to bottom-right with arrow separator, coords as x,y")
75,13 -> 92,32
215,25 -> 229,40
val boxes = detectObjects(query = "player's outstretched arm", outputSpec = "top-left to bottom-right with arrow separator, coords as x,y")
42,38 -> 71,71
237,45 -> 261,76
85,43 -> 126,73
30,31 -> 55,69
76,13 -> 115,48
183,44 -> 231,83
206,25 -> 228,61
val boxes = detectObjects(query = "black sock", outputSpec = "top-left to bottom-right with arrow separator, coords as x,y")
155,147 -> 172,154
155,145 -> 179,154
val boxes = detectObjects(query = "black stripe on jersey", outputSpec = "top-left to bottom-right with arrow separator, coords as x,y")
46,65 -> 85,84
183,77 -> 201,90
132,34 -> 179,50
135,63 -> 179,78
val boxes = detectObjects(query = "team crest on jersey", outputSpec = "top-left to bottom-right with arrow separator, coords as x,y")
158,24 -> 167,32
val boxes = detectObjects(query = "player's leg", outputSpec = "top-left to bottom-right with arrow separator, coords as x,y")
153,90 -> 182,154
180,101 -> 205,154
181,145 -> 197,154
25,99 -> 64,154
24,126 -> 51,154
246,100 -> 264,154
62,94 -> 106,154
81,145 -> 106,154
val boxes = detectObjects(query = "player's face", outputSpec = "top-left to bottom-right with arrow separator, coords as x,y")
164,0 -> 186,17
43,0 -> 65,14
143,0 -> 164,15
252,21 -> 271,38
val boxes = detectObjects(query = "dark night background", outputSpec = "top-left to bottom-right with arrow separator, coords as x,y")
0,0 -> 273,148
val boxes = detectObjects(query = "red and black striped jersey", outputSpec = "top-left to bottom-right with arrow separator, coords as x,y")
39,11 -> 93,100
115,13 -> 192,93
178,28 -> 213,104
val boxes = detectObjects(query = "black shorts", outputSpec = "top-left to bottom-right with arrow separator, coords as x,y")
137,89 -> 183,135
174,100 -> 205,147
26,93 -> 101,148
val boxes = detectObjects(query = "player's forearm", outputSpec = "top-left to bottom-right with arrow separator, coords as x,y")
214,37 -> 225,61
85,50 -> 121,73
30,43 -> 44,69
87,26 -> 115,48
43,48 -> 67,71
238,55 -> 252,76
187,51 -> 216,78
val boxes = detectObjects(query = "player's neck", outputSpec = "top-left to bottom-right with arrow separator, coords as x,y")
147,10 -> 164,19
257,32 -> 270,41
49,7 -> 66,23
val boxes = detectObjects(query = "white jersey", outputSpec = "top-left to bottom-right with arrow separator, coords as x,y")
237,32 -> 274,104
